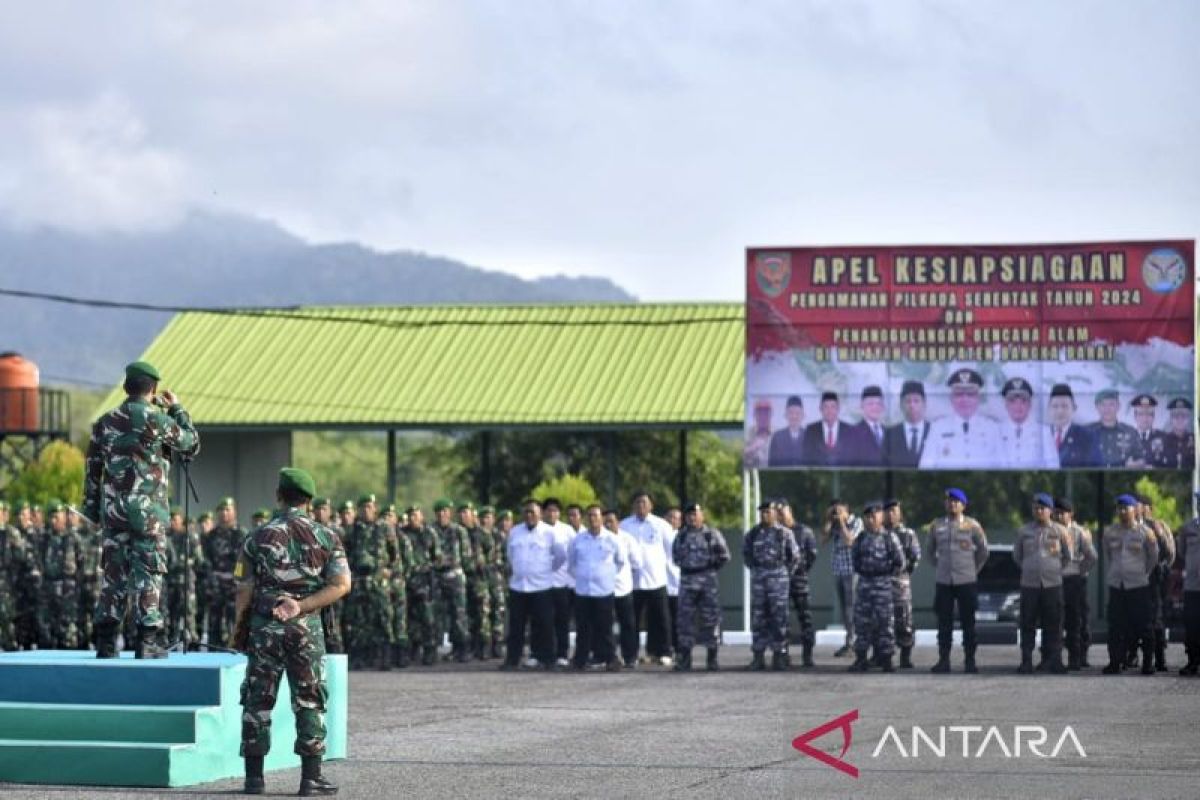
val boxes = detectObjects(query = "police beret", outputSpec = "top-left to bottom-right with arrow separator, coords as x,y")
1116,494 -> 1138,508
46,500 -> 66,514
433,498 -> 454,512
786,395 -> 803,408
947,369 -> 983,390
312,497 -> 330,508
1032,492 -> 1054,508
883,498 -> 901,510
278,467 -> 316,498
479,505 -> 495,515
357,493 -> 376,506
457,501 -> 476,512
1095,388 -> 1119,404
900,380 -> 925,398
1168,397 -> 1193,410
216,496 -> 236,509
1049,383 -> 1074,399
861,385 -> 883,400
684,502 -> 703,513
124,360 -> 161,382
1002,377 -> 1033,398
861,500 -> 883,514
945,487 -> 968,504
1053,497 -> 1073,513
820,391 -> 839,404
757,501 -> 774,511
1130,394 -> 1157,408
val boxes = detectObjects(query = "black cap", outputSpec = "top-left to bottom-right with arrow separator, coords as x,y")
1167,397 -> 1193,410
684,502 -> 702,513
1131,394 -> 1157,409
861,500 -> 883,514
786,395 -> 803,409
883,498 -> 901,510
1054,497 -> 1074,513
1001,377 -> 1033,398
947,368 -> 984,390
757,501 -> 774,511
1049,383 -> 1074,399
820,391 -> 839,404
861,385 -> 883,400
900,380 -> 925,399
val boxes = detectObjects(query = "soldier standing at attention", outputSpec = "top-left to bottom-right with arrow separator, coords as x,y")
431,498 -> 473,663
743,501 -> 797,671
1139,494 -> 1176,672
38,501 -> 80,649
927,488 -> 988,674
1176,497 -> 1200,676
777,499 -> 818,667
403,505 -> 443,666
459,502 -> 493,661
309,498 -> 344,655
385,506 -> 413,669
1087,389 -> 1144,467
849,501 -> 904,672
0,501 -> 34,651
204,497 -> 246,652
194,511 -> 212,639
166,507 -> 201,649
232,468 -> 348,797
1013,493 -> 1071,674
478,506 -> 507,659
85,361 -> 199,659
672,503 -> 730,671
883,499 -> 920,669
14,501 -> 42,650
72,507 -> 103,650
1054,497 -> 1097,670
1102,495 -> 1159,675
349,498 -> 396,671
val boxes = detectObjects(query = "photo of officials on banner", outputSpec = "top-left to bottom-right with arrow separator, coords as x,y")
745,241 -> 1196,471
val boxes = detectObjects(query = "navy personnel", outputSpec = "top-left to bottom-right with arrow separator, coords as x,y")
743,501 -> 798,670
1176,498 -> 1200,676
1087,389 -> 1144,467
927,488 -> 989,673
1013,493 -> 1071,674
1101,494 -> 1159,675
849,501 -> 904,672
1054,497 -> 1097,670
920,369 -> 1001,468
1159,397 -> 1195,469
883,499 -> 921,668
671,503 -> 730,671
999,378 -> 1059,469
778,499 -> 819,667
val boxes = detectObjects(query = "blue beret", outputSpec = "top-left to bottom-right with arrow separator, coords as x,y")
1116,494 -> 1138,508
1033,493 -> 1054,508
945,488 -> 968,504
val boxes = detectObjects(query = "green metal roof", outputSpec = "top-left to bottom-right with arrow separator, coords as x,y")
99,303 -> 744,430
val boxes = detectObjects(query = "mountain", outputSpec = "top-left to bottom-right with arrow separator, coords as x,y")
0,210 -> 636,386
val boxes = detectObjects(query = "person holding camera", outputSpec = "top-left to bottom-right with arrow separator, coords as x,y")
824,500 -> 861,657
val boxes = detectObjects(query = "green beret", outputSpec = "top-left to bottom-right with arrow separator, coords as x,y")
405,504 -> 422,514
125,360 -> 161,382
197,511 -> 212,522
46,500 -> 66,514
252,507 -> 272,519
339,500 -> 354,512
216,496 -> 236,510
14,500 -> 30,512
479,505 -> 496,515
497,509 -> 513,519
1095,388 -> 1119,404
433,498 -> 453,512
381,503 -> 397,515
170,506 -> 183,517
312,497 -> 330,508
457,501 -> 475,512
278,467 -> 316,498
32,504 -> 42,512
357,493 -> 376,506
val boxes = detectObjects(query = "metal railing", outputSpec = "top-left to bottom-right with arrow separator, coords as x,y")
0,387 -> 71,437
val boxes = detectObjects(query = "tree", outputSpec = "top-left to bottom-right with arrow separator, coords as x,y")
2,440 -> 85,507
531,473 -> 599,510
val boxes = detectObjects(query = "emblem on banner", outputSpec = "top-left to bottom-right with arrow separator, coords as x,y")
755,252 -> 791,298
1141,248 -> 1187,293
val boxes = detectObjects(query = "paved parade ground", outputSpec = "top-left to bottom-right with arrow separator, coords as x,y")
3,643 -> 1198,800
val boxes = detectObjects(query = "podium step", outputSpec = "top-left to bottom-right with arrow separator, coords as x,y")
0,739 -> 188,787
0,702 -> 219,744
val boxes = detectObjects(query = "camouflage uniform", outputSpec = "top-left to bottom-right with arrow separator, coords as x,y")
387,525 -> 413,665
15,517 -> 42,649
204,524 -> 246,647
886,522 -> 922,653
402,522 -> 442,663
0,519 -> 34,651
432,519 -> 473,654
484,525 -> 508,654
348,517 -> 397,667
84,397 -> 200,634
38,523 -> 80,649
236,507 -> 348,759
166,526 -> 201,646
464,524 -> 494,656
787,524 -> 819,656
75,524 -> 103,649
852,526 -> 905,664
672,523 -> 731,651
742,522 -> 797,657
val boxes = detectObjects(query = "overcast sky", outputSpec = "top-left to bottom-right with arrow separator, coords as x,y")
0,1 -> 1195,300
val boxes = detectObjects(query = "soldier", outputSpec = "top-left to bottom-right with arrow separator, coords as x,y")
1013,493 -> 1072,674
743,500 -> 797,671
919,368 -> 1002,469
431,498 -> 473,663
13,500 -> 42,650
777,499 -> 818,667
333,500 -> 356,651
402,505 -> 443,665
204,497 -> 246,652
849,501 -> 904,672
251,508 -> 271,530
1159,397 -> 1195,469
1054,497 -> 1097,670
232,468 -> 348,797
308,498 -> 344,656
479,506 -> 507,659
36,501 -> 79,649
1102,494 -> 1159,675
166,507 -> 202,649
672,502 -> 730,671
1087,389 -> 1144,467
194,511 -> 213,643
1177,498 -> 1200,676
1130,395 -> 1168,467
459,502 -> 493,660
1139,494 -> 1176,672
344,494 -> 378,670
85,361 -> 199,659
349,497 -> 397,670
72,508 -> 103,650
927,488 -> 989,674
0,501 -> 34,651
385,504 -> 413,669
883,499 -> 921,668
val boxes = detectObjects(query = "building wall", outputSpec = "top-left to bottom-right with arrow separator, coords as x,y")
172,430 -> 292,521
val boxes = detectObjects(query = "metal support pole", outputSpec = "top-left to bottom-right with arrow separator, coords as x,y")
606,431 -> 618,508
386,429 -> 397,504
479,431 -> 492,503
678,429 -> 688,505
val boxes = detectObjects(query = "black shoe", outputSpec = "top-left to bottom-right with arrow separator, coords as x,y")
1066,653 -> 1081,671
801,645 -> 814,668
771,651 -> 786,671
930,653 -> 951,674
748,652 -> 766,671
1155,649 -> 1167,672
1018,656 -> 1034,675
421,646 -> 436,666
963,653 -> 978,674
880,656 -> 895,673
455,646 -> 470,664
1102,662 -> 1122,675
833,644 -> 851,658
135,627 -> 168,660
848,655 -> 870,672
1048,658 -> 1067,675
243,756 -> 265,795
673,650 -> 692,672
395,644 -> 410,669
498,661 -> 517,671
94,622 -> 119,659
490,641 -> 504,660
377,647 -> 391,672
299,756 -> 336,797
1141,660 -> 1154,676
474,641 -> 487,661
706,647 -> 719,671
898,647 -> 913,669
1179,661 -> 1199,676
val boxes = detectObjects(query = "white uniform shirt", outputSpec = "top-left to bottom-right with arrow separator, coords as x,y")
507,521 -> 567,593
549,520 -> 577,589
613,528 -> 643,597
919,414 -> 1002,469
665,525 -> 680,596
568,530 -> 625,597
999,419 -> 1061,469
620,512 -> 673,591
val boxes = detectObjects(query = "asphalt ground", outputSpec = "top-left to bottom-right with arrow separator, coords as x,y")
4,643 -> 1198,800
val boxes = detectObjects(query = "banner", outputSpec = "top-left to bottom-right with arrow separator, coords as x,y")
745,241 -> 1195,471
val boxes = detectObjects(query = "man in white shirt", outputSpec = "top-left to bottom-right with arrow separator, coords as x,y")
568,505 -> 625,671
542,498 -> 577,667
605,509 -> 643,668
920,368 -> 1002,469
500,500 -> 567,671
663,506 -> 682,654
998,377 -> 1060,469
621,491 -> 675,666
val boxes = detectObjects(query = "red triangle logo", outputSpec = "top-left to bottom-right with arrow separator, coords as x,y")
791,709 -> 859,778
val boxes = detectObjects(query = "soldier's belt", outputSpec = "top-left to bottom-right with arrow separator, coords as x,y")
680,566 -> 715,576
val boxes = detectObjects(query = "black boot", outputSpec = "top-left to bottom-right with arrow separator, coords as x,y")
243,755 -> 265,795
1048,653 -> 1067,675
706,646 -> 719,671
1066,650 -> 1081,671
455,644 -> 470,664
490,639 -> 504,660
474,638 -> 487,661
1140,646 -> 1154,675
963,648 -> 978,674
848,654 -> 870,672
1179,659 -> 1199,676
94,621 -> 119,659
422,646 -> 436,666
1102,659 -> 1123,674
748,651 -> 766,671
930,647 -> 951,674
1018,654 -> 1034,675
1155,645 -> 1167,672
298,755 -> 337,796
672,649 -> 692,672
880,655 -> 895,673
395,644 -> 410,669
771,651 -> 786,671
1080,647 -> 1091,668
135,627 -> 168,660
377,646 -> 391,671
899,646 -> 913,669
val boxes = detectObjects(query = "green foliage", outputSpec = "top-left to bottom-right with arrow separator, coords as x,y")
531,473 -> 599,509
3,440 -> 85,507
1134,476 -> 1185,530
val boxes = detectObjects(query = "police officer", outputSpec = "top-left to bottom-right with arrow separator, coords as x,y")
1102,494 -> 1158,675
849,501 -> 904,672
927,488 -> 989,673
1160,398 -> 1195,469
778,499 -> 818,667
743,501 -> 797,670
883,499 -> 921,668
1177,498 -> 1200,676
1013,493 -> 1071,674
232,468 -> 348,796
672,503 -> 731,671
1139,495 -> 1176,671
1054,497 -> 1097,670
1088,389 -> 1144,467
920,368 -> 1001,468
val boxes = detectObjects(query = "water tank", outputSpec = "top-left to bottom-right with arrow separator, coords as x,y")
0,352 -> 39,432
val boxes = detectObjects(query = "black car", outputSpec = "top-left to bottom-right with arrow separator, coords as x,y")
974,544 -> 1021,644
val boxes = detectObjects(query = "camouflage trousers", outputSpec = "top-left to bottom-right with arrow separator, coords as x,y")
892,576 -> 914,650
389,576 -> 408,649
854,575 -> 896,658
39,578 -> 79,649
321,600 -> 344,654
166,576 -> 198,645
677,571 -> 721,649
750,567 -> 789,654
407,576 -> 437,649
435,569 -> 468,647
77,577 -> 99,649
94,530 -> 167,630
349,574 -> 394,654
240,613 -> 329,758
0,577 -> 15,650
466,573 -> 491,645
207,577 -> 238,648
487,568 -> 506,643
16,576 -> 42,648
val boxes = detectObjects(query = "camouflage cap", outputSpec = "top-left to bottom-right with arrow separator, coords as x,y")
381,503 -> 397,515
278,467 -> 316,499
433,498 -> 453,512
197,511 -> 212,522
497,509 -> 513,519
125,360 -> 161,382
216,496 -> 236,509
